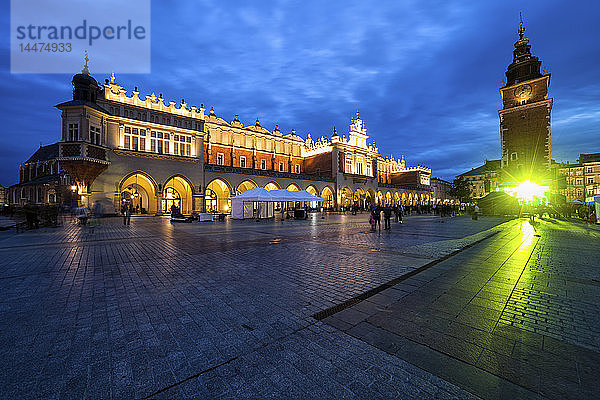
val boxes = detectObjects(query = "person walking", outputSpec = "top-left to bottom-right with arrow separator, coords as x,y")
383,206 -> 392,230
122,202 -> 132,225
372,206 -> 381,232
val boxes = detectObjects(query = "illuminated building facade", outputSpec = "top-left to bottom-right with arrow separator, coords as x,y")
559,153 -> 600,203
9,60 -> 432,213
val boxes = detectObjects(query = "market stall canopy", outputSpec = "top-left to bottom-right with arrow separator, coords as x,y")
567,199 -> 583,204
234,187 -> 276,201
270,189 -> 322,202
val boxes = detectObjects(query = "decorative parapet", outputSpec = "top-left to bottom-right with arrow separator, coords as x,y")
103,73 -> 205,120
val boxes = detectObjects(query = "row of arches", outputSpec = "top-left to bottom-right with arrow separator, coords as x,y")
118,171 -> 335,214
339,187 -> 431,209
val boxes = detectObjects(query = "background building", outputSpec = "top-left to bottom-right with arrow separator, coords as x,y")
559,153 -> 600,203
430,177 -> 458,204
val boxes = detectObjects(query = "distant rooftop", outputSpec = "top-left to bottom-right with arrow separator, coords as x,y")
457,160 -> 500,177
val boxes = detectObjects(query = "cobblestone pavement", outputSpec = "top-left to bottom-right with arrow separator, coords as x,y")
0,213 -> 506,399
323,218 -> 600,400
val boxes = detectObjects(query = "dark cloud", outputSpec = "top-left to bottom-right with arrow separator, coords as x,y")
1,0 -> 599,186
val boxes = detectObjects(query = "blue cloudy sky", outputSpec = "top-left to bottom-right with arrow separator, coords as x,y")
1,0 -> 599,186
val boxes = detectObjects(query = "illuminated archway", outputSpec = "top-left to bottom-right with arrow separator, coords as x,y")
305,185 -> 318,196
119,171 -> 157,214
286,183 -> 300,191
206,178 -> 231,213
341,187 -> 353,208
163,175 -> 193,214
237,179 -> 258,194
376,191 -> 383,206
394,192 -> 400,206
264,181 -> 280,191
385,192 -> 392,206
402,192 -> 407,205
321,186 -> 334,209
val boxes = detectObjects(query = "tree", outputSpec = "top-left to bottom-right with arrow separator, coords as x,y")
449,178 -> 472,204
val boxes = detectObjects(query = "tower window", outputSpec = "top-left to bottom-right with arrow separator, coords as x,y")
261,159 -> 266,170
511,152 -> 518,161
216,153 -> 224,165
68,123 -> 79,141
240,156 -> 246,168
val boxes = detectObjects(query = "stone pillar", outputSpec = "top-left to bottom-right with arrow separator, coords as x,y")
155,194 -> 163,215
192,194 -> 202,212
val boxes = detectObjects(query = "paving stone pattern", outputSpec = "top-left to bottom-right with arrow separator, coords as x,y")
324,218 -> 600,400
0,214 -> 502,399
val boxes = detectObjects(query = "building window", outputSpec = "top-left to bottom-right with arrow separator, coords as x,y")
345,158 -> 352,173
124,135 -> 130,149
511,152 -> 518,161
164,141 -> 169,154
217,153 -> 224,165
588,177 -> 594,184
240,156 -> 246,168
150,139 -> 156,152
587,167 -> 593,173
157,140 -> 163,154
356,162 -> 363,175
295,164 -> 300,174
90,125 -> 101,145
261,159 -> 266,170
140,137 -> 145,151
279,162 -> 284,172
68,123 -> 79,141
132,136 -> 138,151
174,142 -> 179,155
186,144 -> 190,156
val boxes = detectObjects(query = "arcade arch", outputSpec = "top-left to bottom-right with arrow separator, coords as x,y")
119,171 -> 157,214
163,175 -> 193,214
205,178 -> 231,213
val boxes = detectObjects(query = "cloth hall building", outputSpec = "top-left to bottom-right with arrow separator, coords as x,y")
9,62 -> 434,215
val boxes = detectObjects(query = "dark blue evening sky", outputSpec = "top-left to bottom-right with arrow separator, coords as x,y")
1,0 -> 599,186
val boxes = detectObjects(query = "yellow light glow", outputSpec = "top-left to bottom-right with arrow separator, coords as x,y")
504,180 -> 548,203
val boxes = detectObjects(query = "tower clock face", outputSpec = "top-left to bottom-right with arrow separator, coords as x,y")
514,84 -> 532,98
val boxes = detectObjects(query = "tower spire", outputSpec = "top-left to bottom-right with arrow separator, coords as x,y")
518,12 -> 525,39
82,51 -> 90,75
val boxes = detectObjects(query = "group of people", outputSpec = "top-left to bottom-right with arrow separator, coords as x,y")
369,205 -> 403,231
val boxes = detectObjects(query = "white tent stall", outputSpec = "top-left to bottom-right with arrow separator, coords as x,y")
231,188 -> 322,219
231,188 -> 275,219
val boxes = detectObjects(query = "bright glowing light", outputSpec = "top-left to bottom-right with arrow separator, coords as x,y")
504,180 -> 549,203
